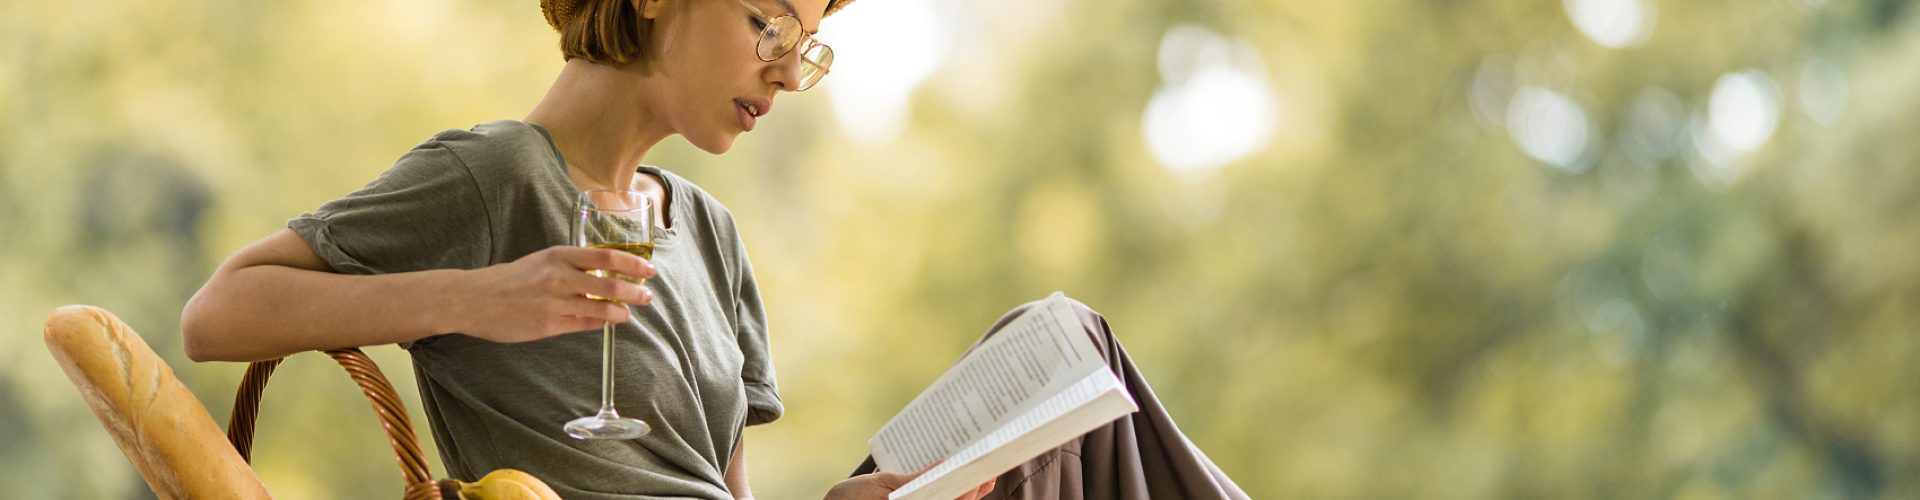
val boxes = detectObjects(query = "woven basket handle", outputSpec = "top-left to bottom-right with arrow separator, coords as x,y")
225,348 -> 442,500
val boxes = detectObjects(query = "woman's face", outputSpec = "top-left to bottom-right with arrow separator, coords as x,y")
640,0 -> 830,154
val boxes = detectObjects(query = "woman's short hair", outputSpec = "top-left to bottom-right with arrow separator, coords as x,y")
542,0 -> 650,64
540,0 -> 856,65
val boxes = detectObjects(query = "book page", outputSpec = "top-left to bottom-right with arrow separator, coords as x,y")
888,370 -> 1123,499
869,293 -> 1105,472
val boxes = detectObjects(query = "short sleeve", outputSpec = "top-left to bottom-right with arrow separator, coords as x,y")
289,144 -> 492,276
731,235 -> 783,426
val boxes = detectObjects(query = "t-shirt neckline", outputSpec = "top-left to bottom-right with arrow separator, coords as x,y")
521,120 -> 683,246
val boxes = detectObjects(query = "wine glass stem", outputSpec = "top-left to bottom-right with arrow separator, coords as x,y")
600,321 -> 617,413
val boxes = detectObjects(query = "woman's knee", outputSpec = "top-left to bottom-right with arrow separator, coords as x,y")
1060,297 -> 1110,335
980,296 -> 1115,350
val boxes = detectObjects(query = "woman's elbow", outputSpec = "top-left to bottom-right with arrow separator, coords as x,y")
183,230 -> 322,363
180,292 -> 227,362
180,284 -> 265,362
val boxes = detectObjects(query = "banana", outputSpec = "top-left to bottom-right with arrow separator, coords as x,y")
457,469 -> 563,500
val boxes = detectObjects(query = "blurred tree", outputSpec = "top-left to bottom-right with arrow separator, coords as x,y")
3,0 -> 1916,498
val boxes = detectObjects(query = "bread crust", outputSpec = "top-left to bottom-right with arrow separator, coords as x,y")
44,305 -> 272,499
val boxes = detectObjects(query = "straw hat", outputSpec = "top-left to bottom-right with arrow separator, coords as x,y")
541,0 -> 857,32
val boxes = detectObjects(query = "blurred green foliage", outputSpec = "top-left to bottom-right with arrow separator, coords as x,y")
4,0 -> 1918,498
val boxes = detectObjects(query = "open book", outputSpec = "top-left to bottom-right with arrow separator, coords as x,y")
870,292 -> 1139,500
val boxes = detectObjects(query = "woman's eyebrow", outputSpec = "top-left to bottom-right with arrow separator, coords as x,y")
770,0 -> 820,35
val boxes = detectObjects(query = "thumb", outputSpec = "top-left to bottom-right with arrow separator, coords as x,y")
872,471 -> 918,490
876,460 -> 942,490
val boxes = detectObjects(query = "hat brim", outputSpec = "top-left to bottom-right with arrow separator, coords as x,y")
824,0 -> 854,17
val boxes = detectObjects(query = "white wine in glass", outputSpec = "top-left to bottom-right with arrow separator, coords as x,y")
566,189 -> 655,440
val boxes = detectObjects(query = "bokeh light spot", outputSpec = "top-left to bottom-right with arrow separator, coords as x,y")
1142,24 -> 1277,179
1507,87 -> 1593,173
1469,55 -> 1517,127
822,0 -> 952,144
1707,70 -> 1782,155
1564,0 -> 1656,49
1798,57 -> 1848,126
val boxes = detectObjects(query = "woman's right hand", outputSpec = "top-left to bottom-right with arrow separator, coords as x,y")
450,245 -> 656,343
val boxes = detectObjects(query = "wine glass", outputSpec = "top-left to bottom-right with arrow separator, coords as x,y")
565,189 -> 655,440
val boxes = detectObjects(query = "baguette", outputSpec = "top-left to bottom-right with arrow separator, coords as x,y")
43,305 -> 271,499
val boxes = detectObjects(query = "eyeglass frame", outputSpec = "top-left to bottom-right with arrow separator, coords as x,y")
733,0 -> 832,91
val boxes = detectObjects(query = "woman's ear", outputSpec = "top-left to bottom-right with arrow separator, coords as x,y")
636,0 -> 668,20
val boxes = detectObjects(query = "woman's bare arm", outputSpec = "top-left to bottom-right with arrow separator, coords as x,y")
726,437 -> 753,499
181,229 -> 656,362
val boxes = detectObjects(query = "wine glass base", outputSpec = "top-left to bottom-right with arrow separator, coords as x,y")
565,415 -> 651,440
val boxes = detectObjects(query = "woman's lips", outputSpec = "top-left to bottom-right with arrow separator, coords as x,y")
736,101 -> 757,131
734,97 -> 772,132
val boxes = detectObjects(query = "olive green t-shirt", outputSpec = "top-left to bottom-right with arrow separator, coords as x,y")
289,120 -> 781,499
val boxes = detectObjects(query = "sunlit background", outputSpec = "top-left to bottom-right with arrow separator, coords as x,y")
5,0 -> 1919,497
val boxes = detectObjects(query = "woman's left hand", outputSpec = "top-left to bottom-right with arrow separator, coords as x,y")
823,464 -> 996,500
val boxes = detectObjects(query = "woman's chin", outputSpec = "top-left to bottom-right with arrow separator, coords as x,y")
687,132 -> 740,155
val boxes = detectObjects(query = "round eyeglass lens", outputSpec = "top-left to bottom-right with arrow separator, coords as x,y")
799,44 -> 833,90
758,16 -> 805,61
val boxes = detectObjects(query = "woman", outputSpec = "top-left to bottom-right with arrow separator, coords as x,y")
182,0 -> 990,498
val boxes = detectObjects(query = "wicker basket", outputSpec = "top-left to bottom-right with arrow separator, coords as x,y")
226,349 -> 454,499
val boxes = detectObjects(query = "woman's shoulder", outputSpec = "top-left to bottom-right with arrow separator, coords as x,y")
416,120 -> 558,171
382,120 -> 567,196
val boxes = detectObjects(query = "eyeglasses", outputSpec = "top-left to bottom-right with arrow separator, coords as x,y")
734,0 -> 833,91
